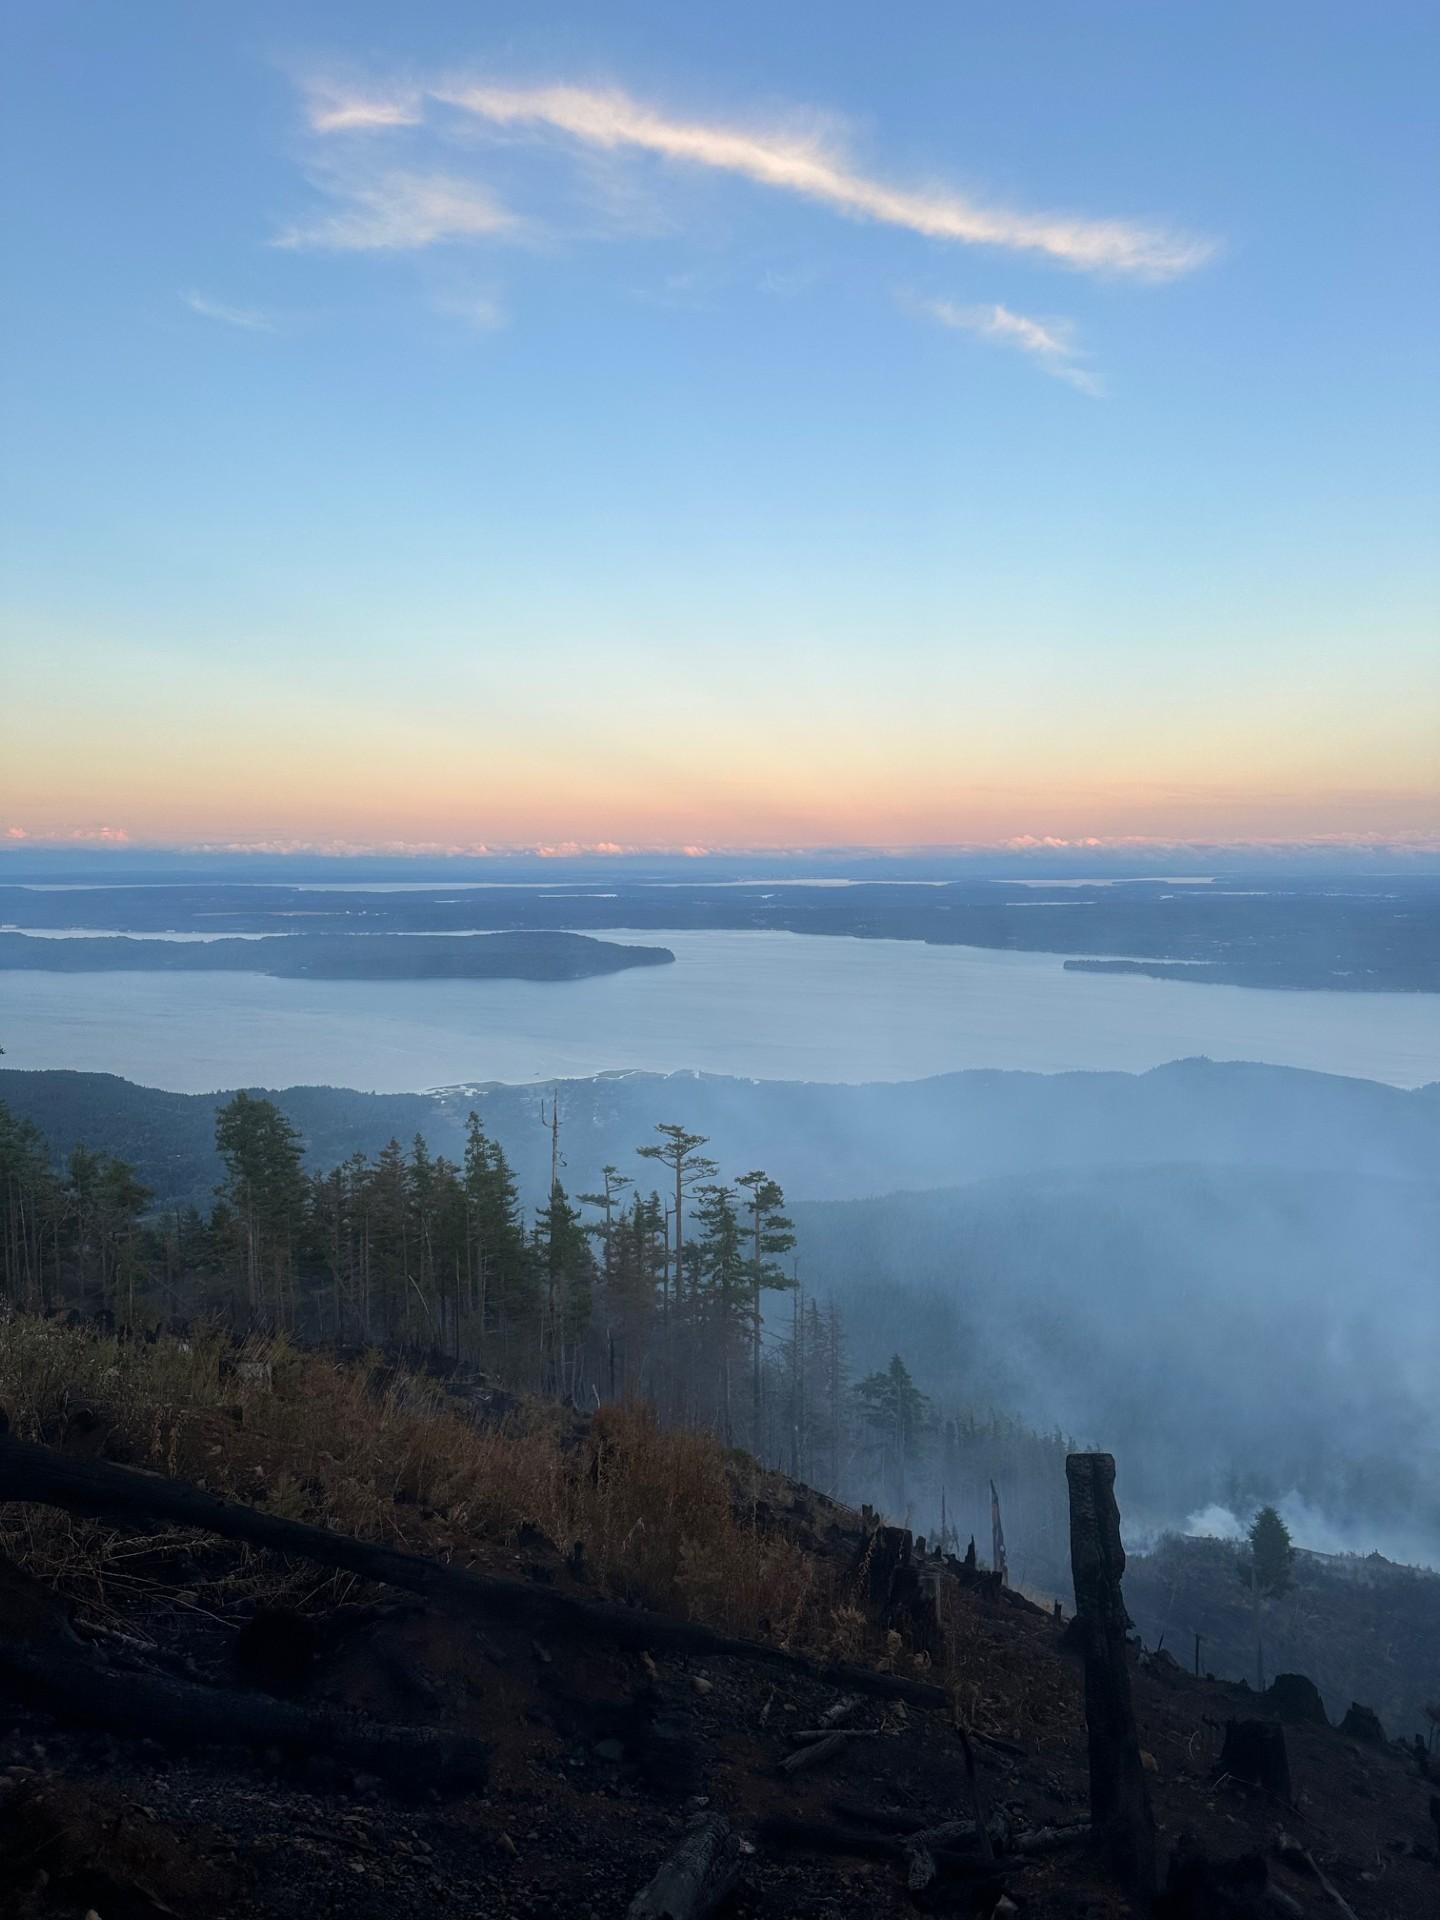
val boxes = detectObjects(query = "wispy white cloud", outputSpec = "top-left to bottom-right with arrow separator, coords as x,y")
907,295 -> 1103,394
396,80 -> 1214,280
183,289 -> 277,333
274,168 -> 519,252
305,84 -> 423,133
432,287 -> 508,332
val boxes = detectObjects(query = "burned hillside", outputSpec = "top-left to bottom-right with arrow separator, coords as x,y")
0,1319 -> 1434,1919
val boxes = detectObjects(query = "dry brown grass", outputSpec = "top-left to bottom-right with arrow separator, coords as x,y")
0,1316 -> 844,1652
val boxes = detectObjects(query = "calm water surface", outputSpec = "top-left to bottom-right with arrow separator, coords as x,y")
1,929 -> 1435,1092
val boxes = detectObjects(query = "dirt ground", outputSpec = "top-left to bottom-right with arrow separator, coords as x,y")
1,1472 -> 1435,1920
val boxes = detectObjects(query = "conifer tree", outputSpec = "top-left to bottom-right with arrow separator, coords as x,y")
856,1354 -> 930,1513
536,1181 -> 593,1397
1238,1504 -> 1296,1691
735,1170 -> 795,1446
214,1092 -> 306,1323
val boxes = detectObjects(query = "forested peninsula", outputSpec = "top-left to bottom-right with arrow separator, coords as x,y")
0,930 -> 673,982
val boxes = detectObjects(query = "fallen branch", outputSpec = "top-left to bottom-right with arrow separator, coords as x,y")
1013,1821 -> 1091,1856
819,1693 -> 862,1728
958,1725 -> 995,1866
627,1812 -> 740,1920
828,1801 -> 935,1833
0,1638 -> 489,1789
780,1730 -> 859,1775
757,1816 -> 1024,1883
970,1728 -> 1025,1758
1300,1851 -> 1362,1920
0,1435 -> 947,1709
830,1802 -> 1078,1856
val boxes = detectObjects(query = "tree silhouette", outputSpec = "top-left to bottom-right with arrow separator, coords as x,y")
1237,1504 -> 1295,1690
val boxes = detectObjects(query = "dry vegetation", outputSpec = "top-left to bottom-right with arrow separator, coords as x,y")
0,1315 -> 842,1653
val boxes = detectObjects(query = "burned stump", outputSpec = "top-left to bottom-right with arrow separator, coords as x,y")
1339,1701 -> 1386,1744
1264,1672 -> 1328,1727
1066,1451 -> 1157,1899
856,1524 -> 945,1659
1155,1832 -> 1272,1919
1216,1719 -> 1292,1802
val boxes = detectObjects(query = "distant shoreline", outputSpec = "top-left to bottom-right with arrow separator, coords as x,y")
1064,957 -> 1438,993
0,930 -> 674,983
1,874 -> 1433,995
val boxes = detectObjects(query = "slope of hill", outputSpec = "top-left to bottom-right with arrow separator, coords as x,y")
1126,1533 -> 1440,1743
0,1319 -> 1434,1920
5,1064 -> 1437,1573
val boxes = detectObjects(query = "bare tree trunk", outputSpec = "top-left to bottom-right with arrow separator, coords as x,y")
1066,1451 -> 1156,1900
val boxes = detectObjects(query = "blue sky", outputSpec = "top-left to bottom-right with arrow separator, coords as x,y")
3,1 -> 1437,852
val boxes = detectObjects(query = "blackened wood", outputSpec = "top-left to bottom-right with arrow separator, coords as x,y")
0,1639 -> 489,1787
779,1729 -> 853,1774
0,1435 -> 947,1708
1013,1821 -> 1091,1855
1216,1718 -> 1292,1801
757,1816 -> 1024,1883
1066,1451 -> 1157,1898
626,1812 -> 740,1920
957,1725 -> 995,1865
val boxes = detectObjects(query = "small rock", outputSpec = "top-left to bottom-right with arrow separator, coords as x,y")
1141,1750 -> 1159,1773
691,1676 -> 713,1696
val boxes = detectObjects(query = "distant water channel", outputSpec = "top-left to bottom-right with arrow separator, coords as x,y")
2,928 -> 1435,1092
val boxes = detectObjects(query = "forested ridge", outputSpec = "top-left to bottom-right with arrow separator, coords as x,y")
4,1063 -> 1438,1578
0,929 -> 672,980
4,1084 -> 1437,1763
0,1088 -> 1070,1575
5,1059 -> 1436,1217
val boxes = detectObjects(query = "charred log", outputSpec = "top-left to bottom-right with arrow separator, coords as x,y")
757,1815 -> 1023,1885
626,1812 -> 740,1920
0,1638 -> 489,1788
0,1435 -> 947,1709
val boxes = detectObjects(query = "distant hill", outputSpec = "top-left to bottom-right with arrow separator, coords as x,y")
1127,1532 -> 1440,1741
3,1057 -> 1432,1216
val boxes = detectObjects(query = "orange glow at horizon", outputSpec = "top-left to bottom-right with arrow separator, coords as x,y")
6,618 -> 1438,854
